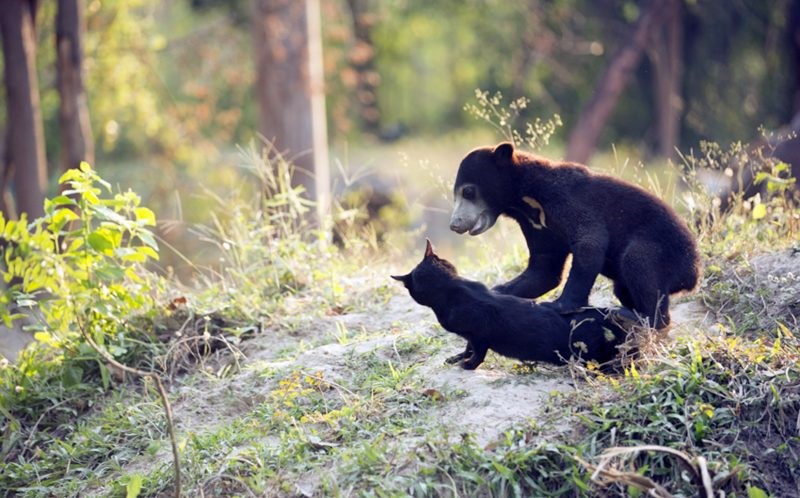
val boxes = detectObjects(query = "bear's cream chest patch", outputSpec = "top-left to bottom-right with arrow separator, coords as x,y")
522,196 -> 547,229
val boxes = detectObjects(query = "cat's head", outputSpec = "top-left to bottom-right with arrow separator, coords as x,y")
391,239 -> 458,305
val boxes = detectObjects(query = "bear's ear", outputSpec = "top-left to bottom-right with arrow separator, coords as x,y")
493,142 -> 515,160
424,238 -> 435,258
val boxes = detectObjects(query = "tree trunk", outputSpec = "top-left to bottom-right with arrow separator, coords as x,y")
0,0 -> 47,219
57,0 -> 94,172
345,0 -> 381,135
789,0 -> 800,114
0,128 -> 15,219
252,0 -> 330,222
565,0 -> 678,165
650,0 -> 683,158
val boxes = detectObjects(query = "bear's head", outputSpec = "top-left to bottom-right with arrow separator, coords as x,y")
391,239 -> 457,306
450,142 -> 517,236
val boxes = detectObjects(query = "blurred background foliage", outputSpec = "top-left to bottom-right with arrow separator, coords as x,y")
14,0 -> 797,162
1,0 -> 798,277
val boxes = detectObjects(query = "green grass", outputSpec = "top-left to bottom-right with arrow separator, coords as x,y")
1,127 -> 799,497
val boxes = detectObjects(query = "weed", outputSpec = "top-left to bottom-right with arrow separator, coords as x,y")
464,89 -> 562,151
0,162 -> 161,429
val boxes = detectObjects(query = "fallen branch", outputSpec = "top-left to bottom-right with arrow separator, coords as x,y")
577,444 -> 713,498
79,324 -> 181,498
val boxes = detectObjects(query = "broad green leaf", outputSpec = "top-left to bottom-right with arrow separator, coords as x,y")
66,237 -> 85,253
95,264 -> 126,282
61,365 -> 84,388
125,267 -> 144,283
747,486 -> 769,498
52,208 -> 79,226
34,331 -> 52,344
136,246 -> 159,261
50,195 -> 77,206
58,169 -> 83,184
115,248 -> 147,263
125,474 -> 144,498
136,230 -> 159,250
83,190 -> 100,205
88,230 -> 114,254
752,203 -> 767,220
134,207 -> 156,226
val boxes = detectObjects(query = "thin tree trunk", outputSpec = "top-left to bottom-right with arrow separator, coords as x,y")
0,128 -> 16,219
565,0 -> 678,164
253,0 -> 330,222
0,0 -> 47,219
789,0 -> 800,113
57,0 -> 94,172
651,0 -> 683,158
345,0 -> 381,135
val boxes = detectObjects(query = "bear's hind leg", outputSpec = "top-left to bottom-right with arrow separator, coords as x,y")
622,269 -> 671,329
613,281 -> 636,310
620,243 -> 671,329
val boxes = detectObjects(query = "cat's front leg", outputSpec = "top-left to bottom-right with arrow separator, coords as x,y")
445,342 -> 473,364
461,342 -> 488,370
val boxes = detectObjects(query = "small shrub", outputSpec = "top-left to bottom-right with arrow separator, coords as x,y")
0,162 -> 161,443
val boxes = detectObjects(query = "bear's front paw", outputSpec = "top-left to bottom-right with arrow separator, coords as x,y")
461,357 -> 482,370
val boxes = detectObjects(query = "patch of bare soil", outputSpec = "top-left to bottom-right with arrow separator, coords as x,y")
107,269 -> 720,493
749,248 -> 800,329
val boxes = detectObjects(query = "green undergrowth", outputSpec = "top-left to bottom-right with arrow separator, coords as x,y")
0,148 -> 388,496
1,117 -> 799,496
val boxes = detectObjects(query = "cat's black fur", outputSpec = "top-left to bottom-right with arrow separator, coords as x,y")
392,240 -> 635,370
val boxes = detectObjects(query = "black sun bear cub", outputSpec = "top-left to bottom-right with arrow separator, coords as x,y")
449,142 -> 701,329
392,240 -> 634,370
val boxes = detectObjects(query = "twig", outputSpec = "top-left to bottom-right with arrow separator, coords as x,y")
579,445 -> 714,498
79,324 -> 182,498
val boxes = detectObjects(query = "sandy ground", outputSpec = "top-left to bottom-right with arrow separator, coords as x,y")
41,248 -> 800,494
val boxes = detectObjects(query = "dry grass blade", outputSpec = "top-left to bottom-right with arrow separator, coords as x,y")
575,455 -> 674,498
578,444 -> 714,498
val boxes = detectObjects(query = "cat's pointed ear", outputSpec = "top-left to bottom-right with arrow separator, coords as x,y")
391,273 -> 411,285
424,238 -> 435,258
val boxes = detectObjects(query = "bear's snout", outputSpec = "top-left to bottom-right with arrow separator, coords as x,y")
449,217 -> 470,234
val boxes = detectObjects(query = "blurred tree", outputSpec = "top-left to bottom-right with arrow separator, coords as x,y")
791,0 -> 800,112
566,0 -> 679,164
649,0 -> 683,158
252,0 -> 330,219
56,0 -> 94,172
344,0 -> 380,135
0,0 -> 47,218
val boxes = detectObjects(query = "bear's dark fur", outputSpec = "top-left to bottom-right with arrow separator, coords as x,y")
449,142 -> 701,329
392,240 -> 634,370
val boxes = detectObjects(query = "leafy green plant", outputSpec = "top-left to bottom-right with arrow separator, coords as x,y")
0,163 -> 184,496
1,162 -> 161,417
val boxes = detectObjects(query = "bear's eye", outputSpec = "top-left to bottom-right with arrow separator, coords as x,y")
462,185 -> 476,201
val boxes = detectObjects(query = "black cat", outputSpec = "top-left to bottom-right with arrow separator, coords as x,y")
392,240 -> 636,370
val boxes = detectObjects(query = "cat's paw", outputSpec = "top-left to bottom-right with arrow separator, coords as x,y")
445,351 -> 469,364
